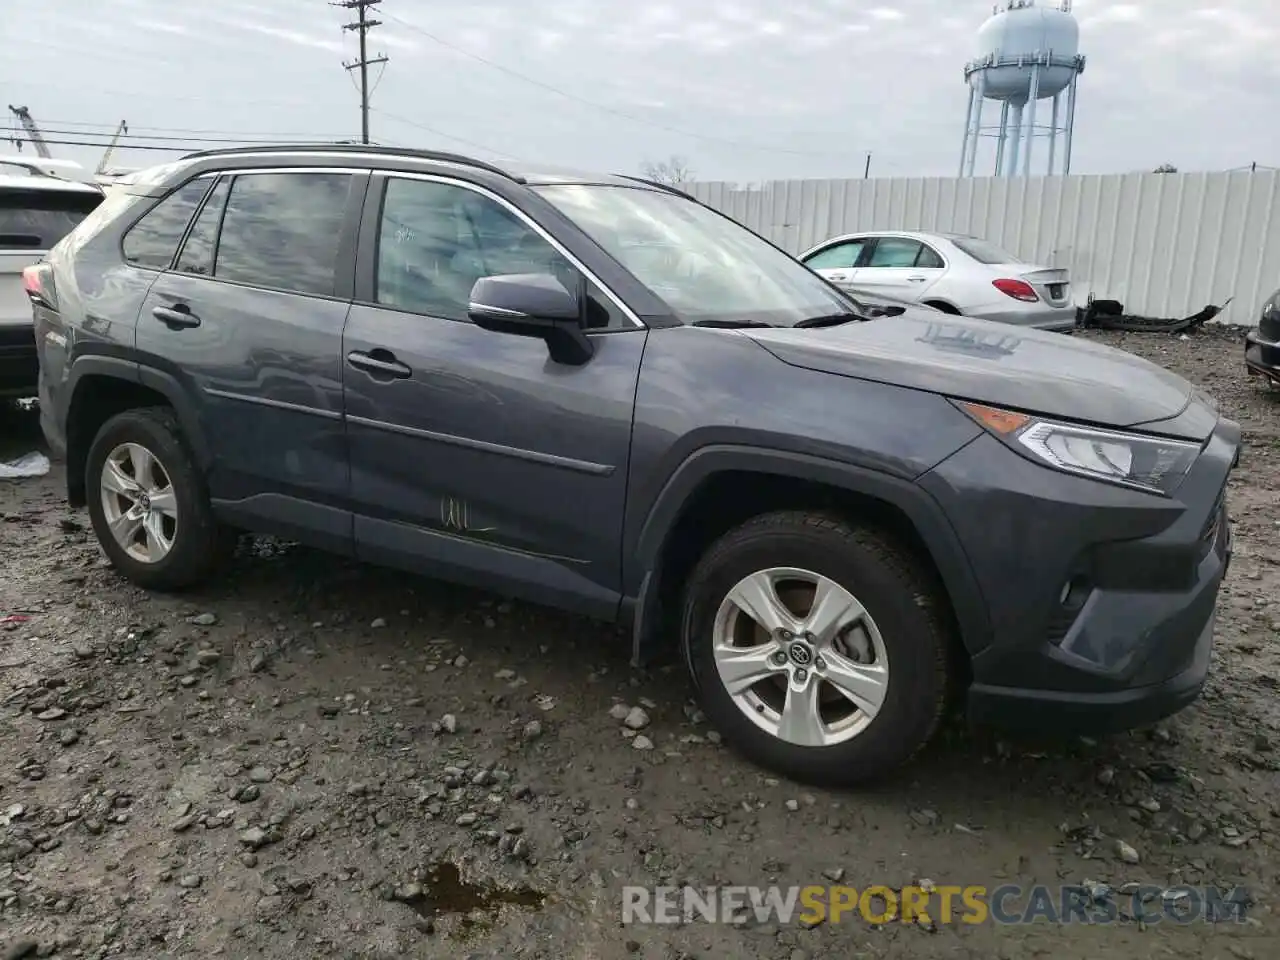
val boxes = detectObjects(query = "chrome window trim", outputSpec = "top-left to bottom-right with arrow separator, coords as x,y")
378,171 -> 645,329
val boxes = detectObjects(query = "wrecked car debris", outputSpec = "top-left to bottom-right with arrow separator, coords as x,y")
1078,297 -> 1233,334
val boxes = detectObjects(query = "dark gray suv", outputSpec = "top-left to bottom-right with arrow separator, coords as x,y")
28,145 -> 1238,786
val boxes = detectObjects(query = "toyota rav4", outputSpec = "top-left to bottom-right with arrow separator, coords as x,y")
27,145 -> 1238,786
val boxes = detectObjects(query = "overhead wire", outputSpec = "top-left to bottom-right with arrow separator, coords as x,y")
381,11 -> 867,159
369,109 -> 521,161
35,118 -> 357,139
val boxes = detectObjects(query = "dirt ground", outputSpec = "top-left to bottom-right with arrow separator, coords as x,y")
1,326 -> 1278,960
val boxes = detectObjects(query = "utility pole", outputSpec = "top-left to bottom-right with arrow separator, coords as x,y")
333,0 -> 388,144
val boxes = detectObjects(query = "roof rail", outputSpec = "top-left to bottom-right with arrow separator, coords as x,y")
615,174 -> 697,201
179,142 -> 518,181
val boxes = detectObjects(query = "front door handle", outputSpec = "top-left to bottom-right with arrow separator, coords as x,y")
347,349 -> 411,379
828,272 -> 848,281
152,304 -> 200,329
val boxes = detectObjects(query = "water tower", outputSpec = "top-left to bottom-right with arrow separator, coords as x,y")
958,0 -> 1086,178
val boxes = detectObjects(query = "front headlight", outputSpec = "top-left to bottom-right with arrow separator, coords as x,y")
954,401 -> 1201,495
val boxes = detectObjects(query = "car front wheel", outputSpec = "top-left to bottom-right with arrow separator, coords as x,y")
681,511 -> 953,787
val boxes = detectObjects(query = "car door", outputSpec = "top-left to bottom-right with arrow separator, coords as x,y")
799,237 -> 869,292
341,173 -> 647,619
134,168 -> 366,554
850,237 -> 946,301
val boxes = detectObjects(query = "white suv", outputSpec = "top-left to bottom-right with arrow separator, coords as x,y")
2,157 -> 103,397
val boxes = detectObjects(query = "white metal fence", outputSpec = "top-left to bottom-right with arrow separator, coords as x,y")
688,171 -> 1280,326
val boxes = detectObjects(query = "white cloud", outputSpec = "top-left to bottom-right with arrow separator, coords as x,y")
135,19 -> 189,36
7,0 -> 1280,183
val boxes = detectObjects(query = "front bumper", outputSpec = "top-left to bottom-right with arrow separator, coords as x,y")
1244,329 -> 1280,385
919,413 -> 1238,736
0,322 -> 38,398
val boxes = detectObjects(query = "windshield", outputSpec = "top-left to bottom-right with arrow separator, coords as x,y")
533,184 -> 855,326
949,235 -> 1022,265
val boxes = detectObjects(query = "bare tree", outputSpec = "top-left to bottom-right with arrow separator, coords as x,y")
640,155 -> 694,187
1153,163 -> 1178,174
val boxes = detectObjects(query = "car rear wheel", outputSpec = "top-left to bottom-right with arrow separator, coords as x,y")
681,511 -> 952,786
85,407 -> 235,590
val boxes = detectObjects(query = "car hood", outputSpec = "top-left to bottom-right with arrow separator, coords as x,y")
745,310 -> 1209,436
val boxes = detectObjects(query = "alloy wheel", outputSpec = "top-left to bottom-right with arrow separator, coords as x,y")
99,442 -> 179,564
711,566 -> 889,747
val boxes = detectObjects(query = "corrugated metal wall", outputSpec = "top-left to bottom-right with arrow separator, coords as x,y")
688,171 -> 1280,326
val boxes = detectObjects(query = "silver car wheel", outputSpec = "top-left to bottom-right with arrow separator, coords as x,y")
711,566 -> 889,748
99,442 -> 179,564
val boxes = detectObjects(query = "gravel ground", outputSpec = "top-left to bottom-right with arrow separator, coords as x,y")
1,327 -> 1278,959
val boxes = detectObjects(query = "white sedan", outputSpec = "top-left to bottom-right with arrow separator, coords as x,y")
798,230 -> 1076,332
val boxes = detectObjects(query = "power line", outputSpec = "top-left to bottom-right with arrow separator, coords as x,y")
381,11 -> 865,159
334,0 -> 388,145
369,108 -> 520,161
35,118 -> 356,139
24,127 -> 357,146
9,137 -> 192,153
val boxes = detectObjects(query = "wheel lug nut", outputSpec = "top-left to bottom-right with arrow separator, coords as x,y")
815,656 -> 827,670
794,668 -> 808,683
771,651 -> 788,666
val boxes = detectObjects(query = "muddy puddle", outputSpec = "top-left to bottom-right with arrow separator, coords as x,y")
392,861 -> 546,934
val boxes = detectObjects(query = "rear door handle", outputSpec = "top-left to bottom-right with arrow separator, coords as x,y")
828,272 -> 848,281
906,275 -> 928,283
347,349 -> 412,379
152,304 -> 200,328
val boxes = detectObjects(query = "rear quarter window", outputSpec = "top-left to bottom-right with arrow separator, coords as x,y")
0,187 -> 104,252
121,177 -> 216,270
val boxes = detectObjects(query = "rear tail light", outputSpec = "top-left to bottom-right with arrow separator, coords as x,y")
22,263 -> 57,310
993,278 -> 1039,303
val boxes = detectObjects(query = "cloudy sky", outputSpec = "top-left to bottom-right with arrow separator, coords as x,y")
5,0 -> 1277,183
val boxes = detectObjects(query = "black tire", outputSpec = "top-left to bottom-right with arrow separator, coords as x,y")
680,510 -> 952,787
84,406 -> 235,591
923,300 -> 961,315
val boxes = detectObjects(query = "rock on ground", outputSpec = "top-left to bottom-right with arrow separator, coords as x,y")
0,329 -> 1276,958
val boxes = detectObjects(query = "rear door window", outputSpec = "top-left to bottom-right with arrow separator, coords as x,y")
122,177 -> 215,269
213,172 -> 352,296
174,178 -> 231,277
866,237 -> 927,268
0,187 -> 104,251
916,244 -> 945,269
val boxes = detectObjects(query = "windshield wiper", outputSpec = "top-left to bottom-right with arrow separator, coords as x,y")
794,312 -> 866,328
690,319 -> 779,329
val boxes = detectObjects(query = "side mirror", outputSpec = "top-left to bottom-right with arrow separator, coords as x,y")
468,273 -> 594,365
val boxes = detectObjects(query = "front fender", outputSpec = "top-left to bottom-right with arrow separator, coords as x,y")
625,444 -> 991,665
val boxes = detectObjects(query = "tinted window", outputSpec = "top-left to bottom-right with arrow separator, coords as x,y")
122,178 -> 212,268
803,240 -> 866,270
174,178 -> 230,277
0,188 -> 103,251
866,238 -> 927,268
917,244 -> 945,269
214,172 -> 351,296
950,236 -> 1021,265
377,178 -> 592,324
